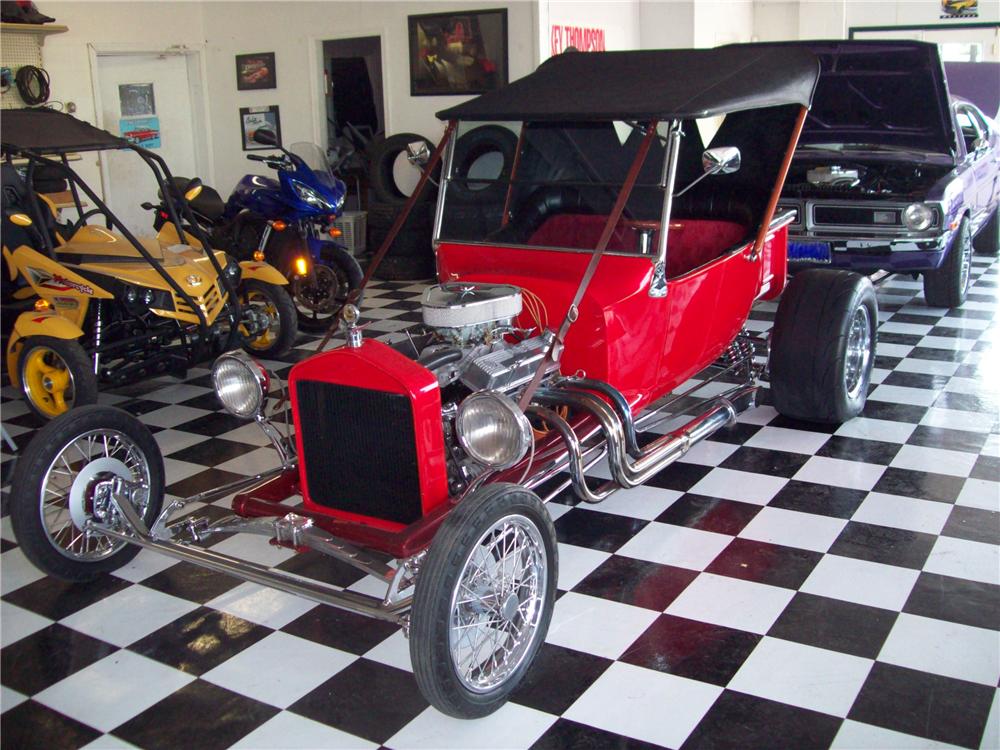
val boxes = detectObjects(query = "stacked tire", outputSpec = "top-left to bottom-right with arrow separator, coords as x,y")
366,133 -> 438,281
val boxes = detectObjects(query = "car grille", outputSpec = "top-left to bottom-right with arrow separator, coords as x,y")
172,282 -> 226,323
295,380 -> 423,525
813,206 -> 901,227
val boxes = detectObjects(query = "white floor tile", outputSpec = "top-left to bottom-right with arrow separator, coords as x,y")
833,719 -> 961,749
894,358 -> 960,377
110,548 -> 180,583
918,336 -> 977,351
36,651 -> 195,733
161,457 -> 205,484
737,405 -> 778,425
941,315 -> 992,331
981,690 -> 1000,750
983,434 -> 1000,458
60,585 -> 199,648
793,456 -> 885,492
876,342 -> 915,358
945,377 -> 997,396
738,506 -> 847,552
869,384 -> 941,408
879,613 -> 1000,687
0,548 -> 46,595
578,484 -> 681,521
216,421 -> 275,447
203,631 -> 356,708
0,686 -> 27,713
363,629 -> 411,672
890,444 -> 979,478
924,536 -> 999,586
835,417 -> 917,444
689,467 -> 789,505
138,404 -> 210,429
557,543 -> 611,591
233,711 -> 377,749
0,602 -> 52,647
801,555 -> 919,610
744,426 -> 831,455
153,429 -> 209,456
677,439 -> 740,466
564,662 -> 722,748
729,637 -> 872,716
208,532 -> 296,569
956,479 -> 1000,512
387,703 -> 556,749
666,573 -> 794,634
80,734 -> 142,749
922,408 -> 997,434
852,492 -> 953,535
216,446 -> 282,475
206,582 -> 319,629
546,593 -> 658,659
616,522 -> 732,571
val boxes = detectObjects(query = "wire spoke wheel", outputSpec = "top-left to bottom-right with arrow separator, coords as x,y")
449,514 -> 547,693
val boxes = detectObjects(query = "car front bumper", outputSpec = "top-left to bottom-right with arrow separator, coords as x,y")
788,231 -> 954,273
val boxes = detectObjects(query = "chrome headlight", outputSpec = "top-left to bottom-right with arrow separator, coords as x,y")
212,350 -> 268,418
292,181 -> 333,210
902,203 -> 934,232
456,391 -> 532,469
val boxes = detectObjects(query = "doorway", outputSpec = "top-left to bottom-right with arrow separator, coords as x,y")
91,48 -> 209,235
323,36 -> 384,148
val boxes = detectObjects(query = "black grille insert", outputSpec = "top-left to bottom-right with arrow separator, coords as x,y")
296,380 -> 423,525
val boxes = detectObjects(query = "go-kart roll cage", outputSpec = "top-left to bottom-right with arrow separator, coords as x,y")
3,132 -> 240,336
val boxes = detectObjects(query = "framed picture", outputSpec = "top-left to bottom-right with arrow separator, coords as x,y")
408,9 -> 508,96
240,105 -> 281,151
236,52 -> 277,90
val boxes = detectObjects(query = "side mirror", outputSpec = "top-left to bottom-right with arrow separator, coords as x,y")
702,146 -> 741,175
972,137 -> 988,154
252,128 -> 278,147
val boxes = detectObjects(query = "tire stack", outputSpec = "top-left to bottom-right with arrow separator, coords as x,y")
366,133 -> 439,281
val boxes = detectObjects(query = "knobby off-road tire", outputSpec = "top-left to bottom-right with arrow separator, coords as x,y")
10,405 -> 164,581
241,280 -> 298,358
770,269 -> 877,424
410,483 -> 558,719
973,207 -> 999,256
18,335 -> 98,421
923,216 -> 973,308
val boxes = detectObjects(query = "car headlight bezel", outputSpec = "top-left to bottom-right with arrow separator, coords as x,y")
456,391 -> 532,469
902,203 -> 935,232
212,350 -> 269,419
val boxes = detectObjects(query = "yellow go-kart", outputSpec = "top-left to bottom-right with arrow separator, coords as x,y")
1,109 -> 298,420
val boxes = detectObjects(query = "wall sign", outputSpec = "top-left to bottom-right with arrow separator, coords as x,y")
550,25 -> 606,56
118,83 -> 155,117
240,105 -> 281,151
121,117 -> 161,148
940,0 -> 978,17
236,52 -> 277,90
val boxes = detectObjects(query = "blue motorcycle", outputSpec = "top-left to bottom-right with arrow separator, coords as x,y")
152,129 -> 363,332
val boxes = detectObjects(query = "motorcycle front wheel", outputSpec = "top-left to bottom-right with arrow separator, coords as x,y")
292,249 -> 364,333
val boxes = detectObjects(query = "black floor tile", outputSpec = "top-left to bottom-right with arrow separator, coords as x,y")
0,700 -> 101,749
112,679 -> 279,750
860,401 -> 928,424
941,505 -> 1000,545
169,412 -> 247,437
768,592 -> 897,659
907,346 -> 966,362
706,537 -> 823,589
572,555 -> 698,611
882,370 -> 950,390
815,435 -> 901,466
532,719 -> 662,750
872,467 -> 965,504
2,575 -> 131,621
903,572 -> 1000,631
288,659 -> 427,744
829,521 -> 936,570
681,690 -> 842,750
621,614 -> 760,686
140,561 -> 244,604
766,415 -> 841,434
705,421 -> 764,444
848,662 -> 995,748
273,550 -> 369,590
1,624 -> 117,695
906,425 -> 987,454
511,643 -> 612,716
768,480 -> 868,519
720,446 -> 811,478
934,391 -> 999,415
167,438 -> 258,466
971,454 -> 1000,482
165,468 -> 247,498
554,508 -> 648,553
281,605 -> 399,655
128,607 -> 272,675
655,494 -> 761,536
644,462 -> 713,492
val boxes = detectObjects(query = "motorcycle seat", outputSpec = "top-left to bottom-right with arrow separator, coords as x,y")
165,177 -> 226,221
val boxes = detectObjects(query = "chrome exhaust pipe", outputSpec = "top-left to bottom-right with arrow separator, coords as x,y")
527,405 -> 618,503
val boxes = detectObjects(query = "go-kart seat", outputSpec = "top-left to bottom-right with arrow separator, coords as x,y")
164,176 -> 226,221
1,163 -> 72,256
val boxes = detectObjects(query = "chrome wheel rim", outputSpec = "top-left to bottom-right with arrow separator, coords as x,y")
448,514 -> 547,693
244,290 -> 280,350
292,265 -> 345,320
39,429 -> 151,560
960,233 -> 972,294
21,347 -> 76,418
844,305 -> 872,400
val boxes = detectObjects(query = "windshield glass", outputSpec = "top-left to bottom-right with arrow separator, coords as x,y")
289,142 -> 332,175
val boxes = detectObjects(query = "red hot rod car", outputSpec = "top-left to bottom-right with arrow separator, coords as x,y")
11,45 -> 879,719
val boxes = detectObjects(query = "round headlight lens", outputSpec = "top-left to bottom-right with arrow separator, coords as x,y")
456,391 -> 532,469
903,203 -> 934,232
212,351 -> 267,418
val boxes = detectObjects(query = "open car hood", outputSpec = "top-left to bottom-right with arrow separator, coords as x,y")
779,41 -> 958,158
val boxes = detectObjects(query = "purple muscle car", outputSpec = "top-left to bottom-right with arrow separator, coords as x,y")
775,41 -> 1000,307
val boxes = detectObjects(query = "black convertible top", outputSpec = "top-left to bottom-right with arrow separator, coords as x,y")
438,44 -> 819,122
1,108 -> 127,154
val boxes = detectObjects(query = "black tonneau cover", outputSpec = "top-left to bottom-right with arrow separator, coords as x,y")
437,45 -> 819,122
1,108 -> 126,154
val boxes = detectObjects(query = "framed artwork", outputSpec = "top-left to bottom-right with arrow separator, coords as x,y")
240,105 -> 281,151
408,9 -> 508,96
236,52 -> 277,90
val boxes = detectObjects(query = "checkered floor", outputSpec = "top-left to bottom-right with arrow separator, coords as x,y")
1,263 -> 998,750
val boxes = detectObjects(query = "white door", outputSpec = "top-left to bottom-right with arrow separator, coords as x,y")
96,52 -> 201,235
853,26 -> 1000,62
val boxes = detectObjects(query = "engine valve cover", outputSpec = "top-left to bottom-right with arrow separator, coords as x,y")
422,282 -> 522,329
460,335 -> 558,392
807,166 -> 860,188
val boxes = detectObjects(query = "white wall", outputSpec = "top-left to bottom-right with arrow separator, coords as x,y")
847,0 -> 999,30
693,0 -> 754,46
539,0 -> 641,61
638,1 -> 695,49
753,1 -> 798,42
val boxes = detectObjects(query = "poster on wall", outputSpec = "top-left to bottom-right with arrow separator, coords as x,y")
550,25 -> 606,56
120,117 -> 161,148
408,9 -> 508,96
940,0 -> 978,17
236,52 -> 277,90
118,83 -> 155,117
240,105 -> 281,150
